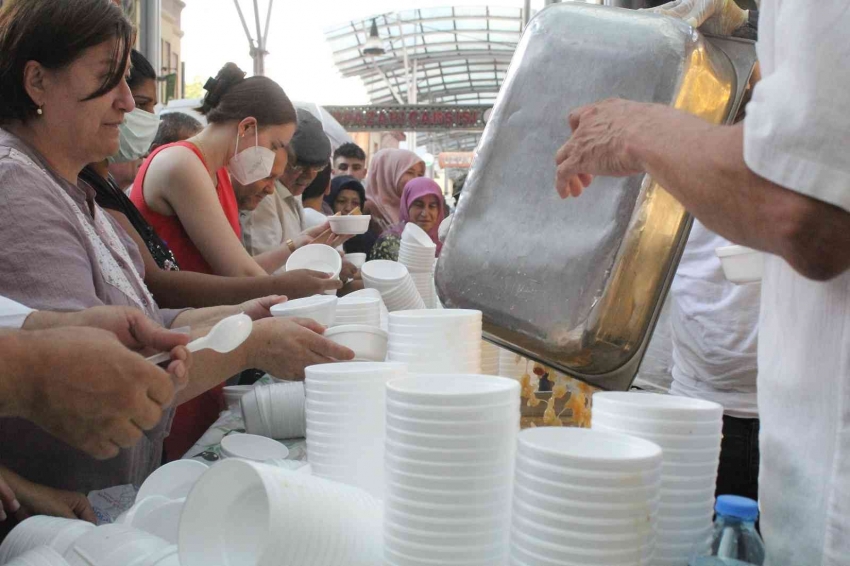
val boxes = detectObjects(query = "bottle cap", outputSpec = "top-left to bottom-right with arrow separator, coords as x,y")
715,495 -> 759,521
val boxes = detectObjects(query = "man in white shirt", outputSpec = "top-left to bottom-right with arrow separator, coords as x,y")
240,109 -> 332,258
553,1 -> 850,563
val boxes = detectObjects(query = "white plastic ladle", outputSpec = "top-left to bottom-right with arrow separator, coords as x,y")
146,313 -> 253,365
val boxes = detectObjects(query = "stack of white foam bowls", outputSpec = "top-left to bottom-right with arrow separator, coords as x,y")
0,518 -> 94,564
345,288 -> 389,330
384,374 -> 520,566
64,524 -> 173,566
481,340 -> 500,375
305,362 -> 407,498
398,224 -> 437,308
362,260 -> 426,312
241,381 -> 306,439
499,348 -> 530,380
591,392 -> 724,566
334,295 -> 382,327
180,459 -> 382,566
388,310 -> 482,373
4,547 -> 70,566
510,427 -> 662,566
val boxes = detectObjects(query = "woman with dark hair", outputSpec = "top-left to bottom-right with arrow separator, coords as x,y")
131,62 -> 299,277
326,175 -> 377,256
0,0 -> 352,498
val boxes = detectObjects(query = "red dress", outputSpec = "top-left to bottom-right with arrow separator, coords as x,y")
131,142 -> 240,461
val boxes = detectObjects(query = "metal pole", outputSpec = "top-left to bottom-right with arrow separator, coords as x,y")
523,0 -> 531,29
408,59 -> 418,151
252,0 -> 264,75
263,0 -> 275,50
140,0 -> 161,80
233,0 -> 258,73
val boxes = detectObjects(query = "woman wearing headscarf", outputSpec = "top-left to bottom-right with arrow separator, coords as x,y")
369,178 -> 446,262
363,149 -> 425,236
326,175 -> 377,256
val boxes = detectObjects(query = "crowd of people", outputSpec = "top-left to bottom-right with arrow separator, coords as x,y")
0,0 -> 451,529
0,0 -> 848,564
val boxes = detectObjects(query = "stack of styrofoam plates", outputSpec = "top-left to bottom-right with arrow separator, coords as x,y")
362,260 -> 426,312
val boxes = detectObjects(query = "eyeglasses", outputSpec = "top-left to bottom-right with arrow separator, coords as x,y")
288,163 -> 328,176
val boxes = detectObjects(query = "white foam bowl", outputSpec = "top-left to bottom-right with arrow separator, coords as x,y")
715,244 -> 764,284
385,439 -> 515,465
386,397 -> 518,421
386,413 -> 518,436
516,453 -> 661,491
345,252 -> 367,269
401,222 -> 437,248
591,422 -> 722,451
306,361 -> 405,380
591,408 -> 723,436
385,452 -> 514,479
592,392 -> 724,423
5,546 -> 70,566
514,468 -> 661,505
386,425 -> 517,451
269,294 -> 337,326
386,374 -> 519,407
328,214 -> 371,235
222,385 -> 255,412
512,497 -> 656,537
136,460 -> 209,502
513,483 -> 660,519
361,260 -> 409,283
220,433 -> 289,461
517,427 -> 662,473
285,243 -> 342,278
511,528 -> 654,566
323,324 -> 388,361
65,525 -> 171,566
512,512 -> 655,552
389,309 -> 481,324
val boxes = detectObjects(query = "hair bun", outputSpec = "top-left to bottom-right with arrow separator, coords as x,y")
198,63 -> 246,115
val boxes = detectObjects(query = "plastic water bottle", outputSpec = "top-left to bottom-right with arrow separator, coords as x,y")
689,495 -> 766,566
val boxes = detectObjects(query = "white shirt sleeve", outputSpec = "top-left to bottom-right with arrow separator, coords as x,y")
743,1 -> 850,213
0,295 -> 33,329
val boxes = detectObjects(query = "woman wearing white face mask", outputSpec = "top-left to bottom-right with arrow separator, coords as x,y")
106,49 -> 160,189
130,62 -> 297,277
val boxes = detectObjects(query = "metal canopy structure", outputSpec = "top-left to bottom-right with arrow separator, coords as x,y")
325,6 -> 524,151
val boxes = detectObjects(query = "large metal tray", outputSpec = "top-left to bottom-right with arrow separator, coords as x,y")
436,4 -> 757,391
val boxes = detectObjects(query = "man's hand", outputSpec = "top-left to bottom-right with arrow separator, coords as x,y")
647,0 -> 748,36
339,260 -> 360,283
0,467 -> 95,523
12,327 -> 187,459
238,295 -> 288,321
295,222 -> 352,250
0,472 -> 20,522
555,99 -> 652,198
25,306 -> 191,356
247,317 -> 355,379
271,270 -> 342,299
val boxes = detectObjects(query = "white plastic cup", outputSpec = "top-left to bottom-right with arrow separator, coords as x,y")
219,433 -> 289,461
179,459 -> 382,566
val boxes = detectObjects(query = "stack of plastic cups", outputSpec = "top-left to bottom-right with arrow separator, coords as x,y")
180,459 -> 382,566
511,427 -> 662,566
387,310 -> 482,373
362,260 -> 426,312
241,381 -> 306,439
591,392 -> 724,566
384,374 -> 520,566
398,224 -> 437,308
481,340 -> 500,375
345,288 -> 389,331
305,362 -> 407,498
334,295 -> 382,327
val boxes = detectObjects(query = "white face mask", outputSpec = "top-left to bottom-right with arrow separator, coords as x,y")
110,108 -> 160,164
227,126 -> 276,185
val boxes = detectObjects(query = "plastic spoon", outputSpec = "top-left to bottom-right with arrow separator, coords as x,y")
146,313 -> 253,365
